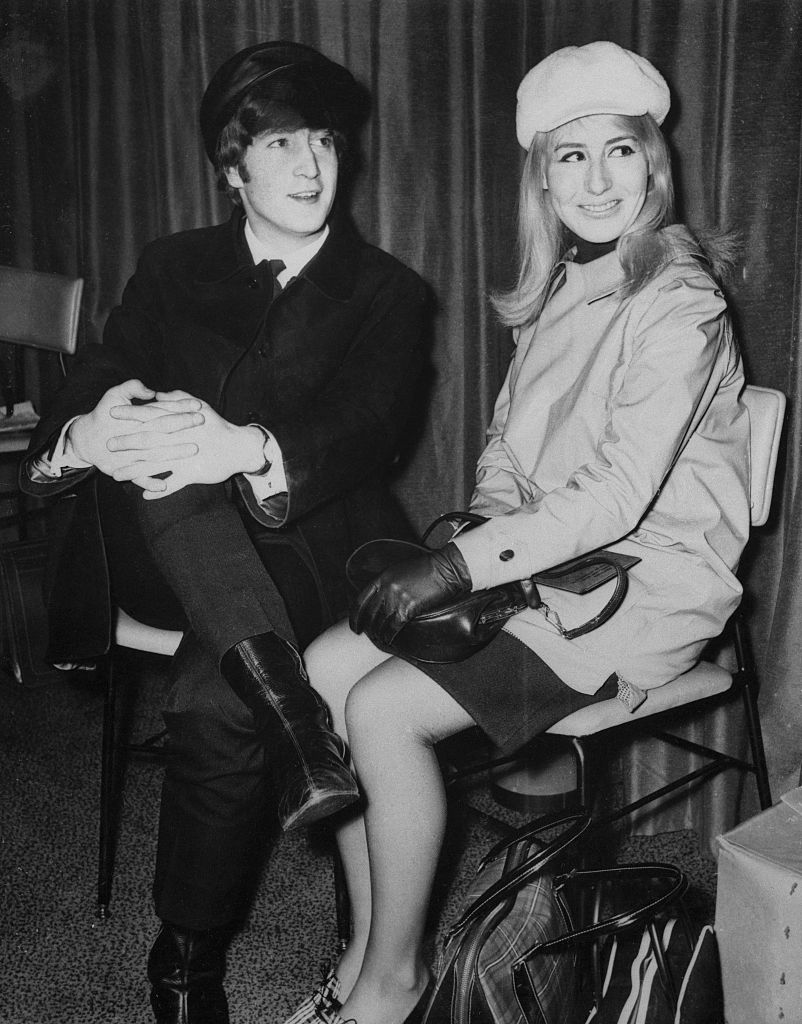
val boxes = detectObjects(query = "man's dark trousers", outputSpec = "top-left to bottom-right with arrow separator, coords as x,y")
99,476 -> 323,930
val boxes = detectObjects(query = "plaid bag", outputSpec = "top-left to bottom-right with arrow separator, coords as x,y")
424,813 -> 689,1024
424,812 -> 591,1024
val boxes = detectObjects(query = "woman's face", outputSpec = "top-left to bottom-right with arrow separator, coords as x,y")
542,114 -> 649,243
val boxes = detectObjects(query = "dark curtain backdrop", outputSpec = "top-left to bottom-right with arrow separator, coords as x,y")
2,0 -> 800,847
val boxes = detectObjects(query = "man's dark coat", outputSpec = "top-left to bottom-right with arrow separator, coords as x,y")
22,208 -> 427,662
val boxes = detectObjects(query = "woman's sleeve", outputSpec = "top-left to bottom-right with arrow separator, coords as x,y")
455,271 -> 737,589
469,353 -> 528,517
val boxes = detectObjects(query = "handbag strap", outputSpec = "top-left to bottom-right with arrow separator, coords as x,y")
444,811 -> 592,942
421,510 -> 488,545
556,557 -> 628,640
476,809 -> 591,871
514,861 -> 688,962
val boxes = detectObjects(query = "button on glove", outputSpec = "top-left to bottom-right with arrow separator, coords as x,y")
350,542 -> 473,647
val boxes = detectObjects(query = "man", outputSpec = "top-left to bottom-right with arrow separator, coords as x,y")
21,41 -> 426,1023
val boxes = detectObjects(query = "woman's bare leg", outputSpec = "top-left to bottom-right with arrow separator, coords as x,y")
304,623 -> 391,993
308,622 -> 474,1024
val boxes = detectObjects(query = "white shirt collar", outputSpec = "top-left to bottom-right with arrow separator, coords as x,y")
243,222 -> 329,287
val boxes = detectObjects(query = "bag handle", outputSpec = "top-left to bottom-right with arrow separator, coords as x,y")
476,809 -> 591,872
557,558 -> 628,640
514,861 -> 688,962
421,510 -> 488,545
444,811 -> 592,942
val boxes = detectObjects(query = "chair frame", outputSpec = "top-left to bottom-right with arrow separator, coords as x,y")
96,612 -> 182,920
447,386 -> 783,833
445,607 -> 772,829
0,266 -> 83,539
582,612 -> 772,829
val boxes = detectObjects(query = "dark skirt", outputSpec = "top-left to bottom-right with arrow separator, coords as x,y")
406,629 -> 619,756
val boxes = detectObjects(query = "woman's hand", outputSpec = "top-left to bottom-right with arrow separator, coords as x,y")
350,543 -> 472,646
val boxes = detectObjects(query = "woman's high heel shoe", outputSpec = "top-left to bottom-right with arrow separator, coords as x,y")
313,977 -> 434,1024
282,964 -> 342,1024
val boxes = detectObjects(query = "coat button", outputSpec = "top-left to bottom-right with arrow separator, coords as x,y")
248,278 -> 258,290
499,549 -> 514,561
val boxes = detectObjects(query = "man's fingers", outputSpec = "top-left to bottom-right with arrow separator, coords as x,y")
106,414 -> 204,448
141,472 -> 188,500
128,474 -> 169,493
110,444 -> 199,480
110,403 -> 204,423
111,379 -> 156,402
153,389 -> 198,403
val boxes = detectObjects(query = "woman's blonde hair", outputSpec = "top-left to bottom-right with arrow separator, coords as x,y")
492,113 -> 677,327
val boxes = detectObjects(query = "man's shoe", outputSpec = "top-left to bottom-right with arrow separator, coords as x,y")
221,632 -> 360,830
147,922 -> 230,1024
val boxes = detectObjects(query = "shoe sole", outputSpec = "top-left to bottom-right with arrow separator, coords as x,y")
281,788 -> 361,831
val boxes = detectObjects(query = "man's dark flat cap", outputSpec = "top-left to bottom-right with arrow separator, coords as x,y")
199,40 -> 365,161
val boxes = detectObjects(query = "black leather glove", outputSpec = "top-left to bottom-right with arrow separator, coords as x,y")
350,542 -> 473,647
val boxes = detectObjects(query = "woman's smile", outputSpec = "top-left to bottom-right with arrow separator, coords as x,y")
578,198 -> 620,214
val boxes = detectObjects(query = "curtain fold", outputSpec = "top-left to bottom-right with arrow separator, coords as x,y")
2,0 -> 800,842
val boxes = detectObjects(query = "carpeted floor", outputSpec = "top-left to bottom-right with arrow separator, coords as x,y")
0,650 -> 718,1024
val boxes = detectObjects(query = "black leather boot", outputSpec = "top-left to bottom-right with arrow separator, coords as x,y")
147,922 -> 230,1024
220,632 -> 360,830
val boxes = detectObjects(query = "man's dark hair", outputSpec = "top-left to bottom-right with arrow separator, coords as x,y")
214,70 -> 355,204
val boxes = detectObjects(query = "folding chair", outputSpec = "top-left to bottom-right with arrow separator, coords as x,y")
447,385 -> 784,829
543,384 -> 783,828
0,266 -> 83,538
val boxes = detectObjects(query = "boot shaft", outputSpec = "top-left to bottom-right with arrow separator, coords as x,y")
148,923 -> 230,1024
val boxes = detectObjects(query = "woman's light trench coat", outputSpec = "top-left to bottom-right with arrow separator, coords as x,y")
453,227 -> 751,695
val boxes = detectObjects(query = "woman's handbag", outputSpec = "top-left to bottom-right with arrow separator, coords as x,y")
346,511 -> 639,664
422,811 -> 690,1024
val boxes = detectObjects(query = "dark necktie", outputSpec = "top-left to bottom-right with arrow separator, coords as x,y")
268,259 -> 286,300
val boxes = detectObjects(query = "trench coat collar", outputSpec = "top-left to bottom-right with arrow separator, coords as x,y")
194,206 -> 362,301
564,248 -> 626,305
562,224 -> 707,305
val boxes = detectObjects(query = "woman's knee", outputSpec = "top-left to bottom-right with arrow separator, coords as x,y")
303,620 -> 388,722
344,661 -> 462,750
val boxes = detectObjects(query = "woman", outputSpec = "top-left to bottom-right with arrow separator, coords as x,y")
286,41 -> 750,1024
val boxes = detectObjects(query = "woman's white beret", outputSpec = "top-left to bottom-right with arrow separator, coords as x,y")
516,41 -> 670,148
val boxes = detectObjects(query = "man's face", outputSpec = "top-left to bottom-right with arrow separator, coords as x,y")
225,127 -> 338,251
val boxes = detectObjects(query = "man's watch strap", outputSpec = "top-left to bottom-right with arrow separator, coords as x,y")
248,424 -> 273,477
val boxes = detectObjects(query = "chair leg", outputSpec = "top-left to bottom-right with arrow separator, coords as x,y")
733,615 -> 773,810
740,680 -> 773,809
332,846 -> 351,952
97,651 -> 118,919
572,737 -> 590,813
